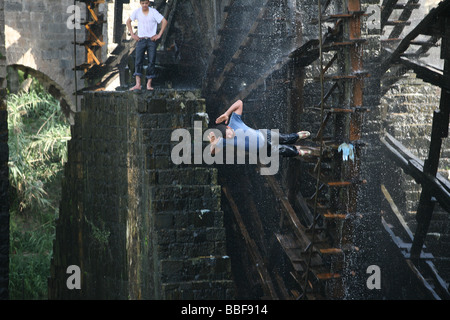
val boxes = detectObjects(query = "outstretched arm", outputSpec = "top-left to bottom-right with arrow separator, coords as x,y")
215,100 -> 243,124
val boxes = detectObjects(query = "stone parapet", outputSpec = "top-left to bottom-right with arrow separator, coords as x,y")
49,90 -> 234,300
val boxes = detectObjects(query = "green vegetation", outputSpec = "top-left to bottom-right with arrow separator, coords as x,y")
8,74 -> 70,299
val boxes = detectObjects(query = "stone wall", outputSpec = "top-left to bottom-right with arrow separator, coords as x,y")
5,0 -> 86,118
382,75 -> 447,214
0,0 -> 9,301
49,90 -> 234,299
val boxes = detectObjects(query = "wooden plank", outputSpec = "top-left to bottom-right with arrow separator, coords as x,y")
388,0 -> 420,39
315,273 -> 341,280
381,184 -> 414,241
381,0 -> 400,27
323,212 -> 347,219
398,56 -> 450,91
313,82 -> 338,109
381,0 -> 448,73
393,3 -> 420,9
159,0 -> 178,50
275,233 -> 324,271
275,233 -> 305,272
222,186 -> 279,299
214,0 -> 270,92
311,107 -> 370,113
289,39 -> 319,60
274,272 -> 293,300
85,23 -> 105,47
411,55 -> 450,257
242,176 -> 267,254
385,20 -> 411,26
381,216 -> 409,253
295,192 -> 314,226
410,160 -> 450,212
264,175 -> 312,249
307,169 -> 360,187
382,217 -> 449,300
424,260 -> 450,300
203,0 -> 238,90
405,259 -> 441,300
319,248 -> 343,255
380,133 -> 450,213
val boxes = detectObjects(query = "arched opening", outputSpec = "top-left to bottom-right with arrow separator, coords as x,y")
8,65 -> 76,123
6,67 -> 71,299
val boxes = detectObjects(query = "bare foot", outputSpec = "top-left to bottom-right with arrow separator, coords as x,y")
129,84 -> 141,91
147,79 -> 154,91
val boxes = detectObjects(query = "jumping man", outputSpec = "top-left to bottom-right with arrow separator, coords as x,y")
208,100 -> 312,157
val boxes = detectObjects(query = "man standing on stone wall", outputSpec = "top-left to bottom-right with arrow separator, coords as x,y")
127,0 -> 167,91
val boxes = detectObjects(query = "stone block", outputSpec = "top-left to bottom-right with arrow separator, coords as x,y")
146,99 -> 167,114
139,113 -> 158,129
5,2 -> 22,11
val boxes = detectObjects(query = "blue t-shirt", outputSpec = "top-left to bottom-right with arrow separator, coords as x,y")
216,113 -> 265,153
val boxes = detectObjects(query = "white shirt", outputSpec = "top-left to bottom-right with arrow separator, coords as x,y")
130,8 -> 164,38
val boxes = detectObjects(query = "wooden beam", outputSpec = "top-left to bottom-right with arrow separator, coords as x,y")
381,0 -> 450,73
387,0 -> 420,39
380,132 -> 450,213
381,216 -> 450,300
398,56 -> 450,91
381,184 -> 414,241
405,259 -> 441,300
263,175 -> 312,249
381,0 -> 402,27
214,0 -> 270,92
203,0 -> 237,92
160,0 -> 178,50
411,41 -> 450,257
222,186 -> 279,299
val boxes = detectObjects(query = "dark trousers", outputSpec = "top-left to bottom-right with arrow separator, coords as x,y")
267,131 -> 299,157
134,38 -> 157,79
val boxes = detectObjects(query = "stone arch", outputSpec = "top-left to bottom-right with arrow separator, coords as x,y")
4,0 -> 87,124
8,64 -> 75,124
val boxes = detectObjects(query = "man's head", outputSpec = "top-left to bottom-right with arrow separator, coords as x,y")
140,0 -> 151,10
216,124 -> 235,139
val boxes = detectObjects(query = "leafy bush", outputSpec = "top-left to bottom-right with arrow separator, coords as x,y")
8,77 -> 70,299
